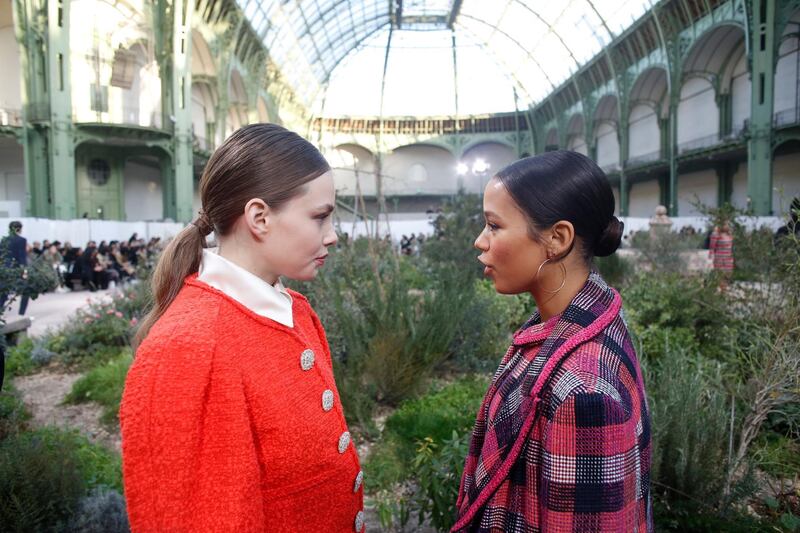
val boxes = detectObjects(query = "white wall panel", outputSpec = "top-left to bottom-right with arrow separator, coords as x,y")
731,53 -> 750,131
677,170 -> 717,215
731,163 -> 749,209
0,27 -> 21,112
775,37 -> 799,114
628,104 -> 660,159
383,144 -> 459,195
596,122 -> 620,169
0,139 -> 24,206
123,160 -> 163,221
629,180 -> 660,217
677,77 -> 719,145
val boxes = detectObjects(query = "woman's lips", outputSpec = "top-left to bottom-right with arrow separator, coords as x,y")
314,256 -> 327,266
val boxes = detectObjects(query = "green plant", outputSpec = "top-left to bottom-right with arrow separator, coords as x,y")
68,487 -> 130,533
449,279 -> 532,372
422,192 -> 484,283
653,499 -> 774,532
629,229 -> 700,273
753,433 -> 800,478
58,301 -> 134,367
0,429 -> 86,532
3,337 -> 36,377
410,432 -> 470,532
383,376 -> 488,463
373,431 -> 470,533
623,272 -> 734,361
0,383 -> 31,439
65,350 -> 132,425
308,238 -> 470,412
594,252 -> 634,287
646,349 -> 740,507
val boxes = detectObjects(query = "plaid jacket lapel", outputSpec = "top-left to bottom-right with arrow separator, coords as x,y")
454,272 -> 622,531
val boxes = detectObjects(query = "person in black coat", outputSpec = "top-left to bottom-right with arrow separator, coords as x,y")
775,197 -> 800,242
1,220 -> 30,315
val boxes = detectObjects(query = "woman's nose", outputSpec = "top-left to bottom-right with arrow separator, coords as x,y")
474,229 -> 488,251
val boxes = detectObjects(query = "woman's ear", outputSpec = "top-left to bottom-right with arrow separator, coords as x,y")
548,220 -> 575,257
243,198 -> 270,238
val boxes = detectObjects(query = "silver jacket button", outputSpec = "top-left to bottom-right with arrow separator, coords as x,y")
322,389 -> 334,412
354,510 -> 365,532
353,470 -> 363,493
337,431 -> 351,454
300,349 -> 315,371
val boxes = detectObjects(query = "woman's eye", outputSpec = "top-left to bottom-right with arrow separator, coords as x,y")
487,222 -> 499,231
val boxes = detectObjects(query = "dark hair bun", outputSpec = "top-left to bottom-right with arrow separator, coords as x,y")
594,216 -> 623,257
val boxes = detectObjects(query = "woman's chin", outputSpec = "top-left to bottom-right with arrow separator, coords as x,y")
289,268 -> 319,282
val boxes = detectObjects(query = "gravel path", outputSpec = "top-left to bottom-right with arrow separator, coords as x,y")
12,370 -> 122,453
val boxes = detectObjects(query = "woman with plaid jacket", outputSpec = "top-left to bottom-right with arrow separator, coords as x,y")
453,151 -> 653,532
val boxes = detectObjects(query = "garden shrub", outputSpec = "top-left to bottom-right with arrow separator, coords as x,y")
0,430 -> 87,532
753,433 -> 800,479
629,229 -> 700,273
65,350 -> 132,425
306,238 -> 471,414
373,431 -> 471,533
653,499 -> 775,533
410,432 -> 470,532
623,272 -> 734,361
422,192 -> 484,283
383,376 -> 488,463
4,337 -> 36,377
0,418 -> 124,530
0,383 -> 30,439
449,279 -> 532,373
594,252 -> 634,287
365,376 -> 487,496
68,487 -> 130,533
645,349 -> 748,508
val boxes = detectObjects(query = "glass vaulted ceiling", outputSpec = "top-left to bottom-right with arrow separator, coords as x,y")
235,0 -> 652,117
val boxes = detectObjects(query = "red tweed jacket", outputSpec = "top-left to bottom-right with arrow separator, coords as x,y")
453,272 -> 653,532
120,275 -> 364,532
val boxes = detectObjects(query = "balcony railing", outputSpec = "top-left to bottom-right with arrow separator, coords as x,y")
600,162 -> 621,174
313,113 -> 528,135
725,122 -> 748,140
774,107 -> 800,128
0,108 -> 23,127
678,134 -> 720,154
625,150 -> 662,167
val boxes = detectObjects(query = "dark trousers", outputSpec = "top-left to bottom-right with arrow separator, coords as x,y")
0,294 -> 28,315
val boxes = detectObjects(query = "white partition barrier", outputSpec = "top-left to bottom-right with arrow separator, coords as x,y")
618,216 -> 784,238
0,218 -> 186,245
0,214 -> 786,247
339,214 -> 787,245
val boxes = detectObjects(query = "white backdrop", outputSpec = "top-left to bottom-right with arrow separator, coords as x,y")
0,218 -> 186,245
1,214 -> 786,247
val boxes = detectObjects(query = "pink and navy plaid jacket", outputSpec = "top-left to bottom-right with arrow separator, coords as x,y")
453,272 -> 652,532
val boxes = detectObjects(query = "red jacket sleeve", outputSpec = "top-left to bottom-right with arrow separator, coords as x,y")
538,391 -> 646,532
121,335 -> 266,532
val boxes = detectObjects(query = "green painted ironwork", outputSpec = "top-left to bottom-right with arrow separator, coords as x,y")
746,0 -> 776,215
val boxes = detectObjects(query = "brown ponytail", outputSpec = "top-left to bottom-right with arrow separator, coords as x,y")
133,124 -> 330,350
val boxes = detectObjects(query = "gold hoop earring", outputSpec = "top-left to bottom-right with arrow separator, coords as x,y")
535,258 -> 567,294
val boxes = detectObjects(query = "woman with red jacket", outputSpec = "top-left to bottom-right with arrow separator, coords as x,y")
120,124 -> 365,533
453,151 -> 652,532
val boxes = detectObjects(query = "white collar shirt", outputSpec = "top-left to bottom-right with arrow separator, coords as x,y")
197,248 -> 293,327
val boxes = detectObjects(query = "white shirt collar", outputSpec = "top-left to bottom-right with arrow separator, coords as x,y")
197,248 -> 293,327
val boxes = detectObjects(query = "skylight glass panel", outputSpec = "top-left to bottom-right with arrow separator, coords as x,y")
235,0 -> 652,114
